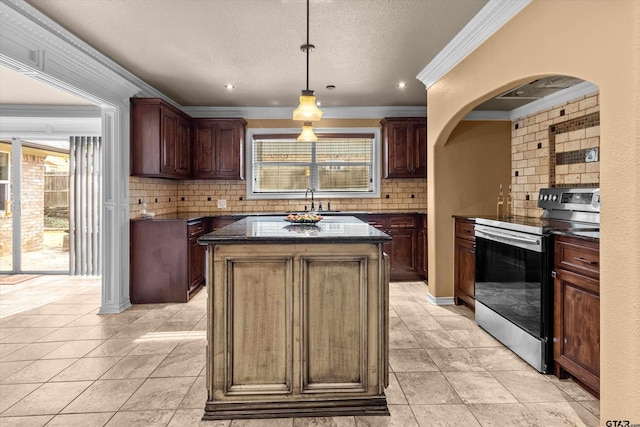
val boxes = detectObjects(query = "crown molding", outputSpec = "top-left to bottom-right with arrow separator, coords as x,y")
417,0 -> 531,89
509,81 -> 598,120
0,115 -> 102,141
463,110 -> 511,121
0,104 -> 101,117
184,105 -> 427,120
0,0 -> 155,107
461,82 -> 599,122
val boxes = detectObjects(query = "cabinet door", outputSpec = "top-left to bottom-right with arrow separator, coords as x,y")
176,118 -> 191,177
413,121 -> 427,177
215,122 -> 243,179
194,125 -> 216,177
455,238 -> 475,307
418,215 -> 427,278
189,236 -> 205,290
193,119 -> 245,179
387,228 -> 417,279
554,270 -> 600,395
160,107 -> 178,175
384,122 -> 413,178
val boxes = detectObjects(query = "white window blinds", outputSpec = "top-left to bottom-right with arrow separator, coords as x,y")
251,133 -> 375,196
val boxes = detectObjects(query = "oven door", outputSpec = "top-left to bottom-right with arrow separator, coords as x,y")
474,225 -> 553,373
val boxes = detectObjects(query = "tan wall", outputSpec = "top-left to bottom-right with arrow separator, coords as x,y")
427,120 -> 511,298
511,91 -> 600,217
427,0 -> 639,422
129,118 -> 427,217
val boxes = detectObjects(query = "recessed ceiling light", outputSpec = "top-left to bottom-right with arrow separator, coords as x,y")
225,84 -> 234,90
397,82 -> 407,89
326,85 -> 336,90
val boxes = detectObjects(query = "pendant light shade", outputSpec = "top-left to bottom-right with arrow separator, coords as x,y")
293,0 -> 323,122
297,122 -> 318,142
293,90 -> 323,121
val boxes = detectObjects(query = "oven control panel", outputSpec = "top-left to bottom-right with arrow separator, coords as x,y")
537,188 -> 600,212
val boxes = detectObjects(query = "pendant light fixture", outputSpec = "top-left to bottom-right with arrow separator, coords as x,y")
297,121 -> 318,142
292,0 -> 323,122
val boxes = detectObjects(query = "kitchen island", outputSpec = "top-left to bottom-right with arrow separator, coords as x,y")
198,215 -> 391,420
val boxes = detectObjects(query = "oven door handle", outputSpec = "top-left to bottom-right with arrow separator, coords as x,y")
475,227 -> 542,252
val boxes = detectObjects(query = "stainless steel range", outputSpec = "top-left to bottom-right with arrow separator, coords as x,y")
474,187 -> 600,373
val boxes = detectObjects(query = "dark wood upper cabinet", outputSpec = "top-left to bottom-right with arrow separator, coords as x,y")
381,117 -> 427,178
131,98 -> 192,179
193,118 -> 247,180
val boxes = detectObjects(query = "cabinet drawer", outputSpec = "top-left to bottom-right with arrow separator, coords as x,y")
455,219 -> 475,241
213,217 -> 241,230
188,220 -> 205,237
388,215 -> 418,229
356,214 -> 387,230
555,236 -> 599,279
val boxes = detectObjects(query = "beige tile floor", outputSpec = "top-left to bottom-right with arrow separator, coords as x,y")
0,276 -> 600,426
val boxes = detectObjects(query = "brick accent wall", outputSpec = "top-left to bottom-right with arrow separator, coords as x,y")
0,153 -> 55,259
511,91 -> 600,217
0,215 -> 11,259
129,176 -> 426,217
21,154 -> 46,254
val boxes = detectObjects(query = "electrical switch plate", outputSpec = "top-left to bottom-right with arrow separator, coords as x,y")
217,199 -> 227,208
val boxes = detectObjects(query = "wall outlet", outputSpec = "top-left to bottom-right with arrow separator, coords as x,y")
217,199 -> 227,208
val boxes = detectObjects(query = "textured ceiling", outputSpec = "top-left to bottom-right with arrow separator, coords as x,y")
18,0 -> 488,108
0,66 -> 94,105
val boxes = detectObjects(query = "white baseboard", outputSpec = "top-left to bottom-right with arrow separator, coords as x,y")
425,292 -> 455,306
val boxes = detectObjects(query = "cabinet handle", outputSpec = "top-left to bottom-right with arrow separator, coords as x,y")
573,257 -> 597,265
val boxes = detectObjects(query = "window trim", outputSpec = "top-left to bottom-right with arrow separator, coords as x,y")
0,150 -> 9,214
246,127 -> 381,200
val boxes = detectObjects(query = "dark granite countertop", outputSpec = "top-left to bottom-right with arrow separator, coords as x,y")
134,211 -> 427,222
198,215 -> 392,245
551,229 -> 600,241
454,214 -> 599,240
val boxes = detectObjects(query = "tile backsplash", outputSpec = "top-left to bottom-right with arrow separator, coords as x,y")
511,91 -> 600,217
130,176 -> 426,217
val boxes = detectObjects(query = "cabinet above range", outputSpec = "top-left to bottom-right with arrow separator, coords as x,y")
130,98 -> 246,180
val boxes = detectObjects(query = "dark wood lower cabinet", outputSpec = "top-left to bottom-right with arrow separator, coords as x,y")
130,213 -> 427,304
130,218 -> 209,303
356,213 -> 426,281
553,235 -> 600,397
454,218 -> 475,308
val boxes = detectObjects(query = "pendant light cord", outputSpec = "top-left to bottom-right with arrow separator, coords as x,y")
306,0 -> 310,92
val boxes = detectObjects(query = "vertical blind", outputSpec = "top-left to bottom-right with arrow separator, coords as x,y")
69,136 -> 101,276
252,134 -> 375,194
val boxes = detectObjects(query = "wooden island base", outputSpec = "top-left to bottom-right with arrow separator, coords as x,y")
203,397 -> 390,420
199,216 -> 391,420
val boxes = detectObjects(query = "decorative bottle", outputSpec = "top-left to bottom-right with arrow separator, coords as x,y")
506,185 -> 513,218
496,184 -> 505,218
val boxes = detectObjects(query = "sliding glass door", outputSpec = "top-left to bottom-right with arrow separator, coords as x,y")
0,138 -> 71,273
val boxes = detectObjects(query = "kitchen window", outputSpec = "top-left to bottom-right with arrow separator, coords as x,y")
246,128 -> 381,200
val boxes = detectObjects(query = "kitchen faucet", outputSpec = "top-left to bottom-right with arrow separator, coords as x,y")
305,187 -> 315,211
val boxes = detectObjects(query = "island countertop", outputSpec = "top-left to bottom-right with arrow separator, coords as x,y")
198,215 -> 391,245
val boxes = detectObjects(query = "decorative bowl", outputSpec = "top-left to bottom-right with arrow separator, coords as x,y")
284,213 -> 323,224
